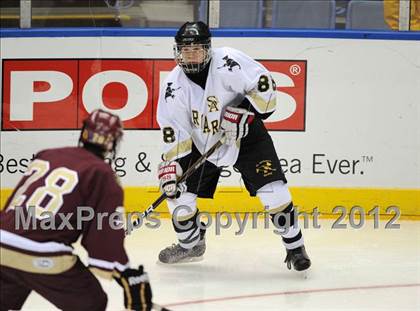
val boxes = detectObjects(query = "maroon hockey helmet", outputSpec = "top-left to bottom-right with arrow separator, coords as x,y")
79,109 -> 123,156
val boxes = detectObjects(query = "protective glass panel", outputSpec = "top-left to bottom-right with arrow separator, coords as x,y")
28,0 -> 200,28
0,0 -> 20,28
2,0 -> 419,31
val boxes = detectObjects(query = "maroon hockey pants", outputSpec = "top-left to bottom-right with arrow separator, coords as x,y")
0,259 -> 107,311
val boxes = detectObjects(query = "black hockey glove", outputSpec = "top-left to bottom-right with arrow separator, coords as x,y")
114,265 -> 153,311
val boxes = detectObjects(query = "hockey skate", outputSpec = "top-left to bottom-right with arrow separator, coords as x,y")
284,246 -> 311,271
158,228 -> 206,264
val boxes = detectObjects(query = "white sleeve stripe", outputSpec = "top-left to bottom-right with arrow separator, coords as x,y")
88,257 -> 130,272
0,229 -> 73,253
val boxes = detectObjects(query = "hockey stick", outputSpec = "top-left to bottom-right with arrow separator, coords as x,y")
153,302 -> 172,311
127,136 -> 226,233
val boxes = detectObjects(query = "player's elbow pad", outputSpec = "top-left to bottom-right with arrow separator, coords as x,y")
237,97 -> 274,120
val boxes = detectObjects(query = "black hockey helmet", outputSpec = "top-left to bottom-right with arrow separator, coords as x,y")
79,109 -> 123,159
174,21 -> 212,74
175,21 -> 211,45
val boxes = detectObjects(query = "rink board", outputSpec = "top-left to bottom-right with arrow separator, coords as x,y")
1,187 -> 419,217
0,29 -> 419,215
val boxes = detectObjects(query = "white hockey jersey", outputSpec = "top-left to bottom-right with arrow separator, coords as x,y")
157,47 -> 277,167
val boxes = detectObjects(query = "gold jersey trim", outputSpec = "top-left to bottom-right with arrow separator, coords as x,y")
89,267 -> 114,280
164,138 -> 192,161
0,247 -> 77,274
246,93 -> 276,114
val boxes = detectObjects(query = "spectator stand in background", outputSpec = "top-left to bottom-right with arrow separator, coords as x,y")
346,0 -> 390,30
383,0 -> 420,31
271,0 -> 336,29
199,0 -> 264,28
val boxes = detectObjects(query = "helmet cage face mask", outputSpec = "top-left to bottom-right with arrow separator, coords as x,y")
174,41 -> 211,74
174,21 -> 212,74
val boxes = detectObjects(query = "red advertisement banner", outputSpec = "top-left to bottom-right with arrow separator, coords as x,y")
2,59 -> 306,131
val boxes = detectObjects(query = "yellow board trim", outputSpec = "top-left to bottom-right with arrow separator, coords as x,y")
2,187 -> 419,216
122,186 -> 420,217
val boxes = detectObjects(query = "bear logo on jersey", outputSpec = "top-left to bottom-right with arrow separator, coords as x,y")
217,55 -> 241,71
256,160 -> 277,177
165,82 -> 181,102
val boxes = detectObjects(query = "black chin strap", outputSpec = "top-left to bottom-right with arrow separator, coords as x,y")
185,60 -> 211,90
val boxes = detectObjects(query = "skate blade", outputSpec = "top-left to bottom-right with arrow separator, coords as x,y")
157,256 -> 204,265
296,269 -> 310,279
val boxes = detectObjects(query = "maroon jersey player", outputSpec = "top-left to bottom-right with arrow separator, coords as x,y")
0,109 -> 153,311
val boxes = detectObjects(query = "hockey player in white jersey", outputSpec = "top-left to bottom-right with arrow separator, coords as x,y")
156,21 -> 311,271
